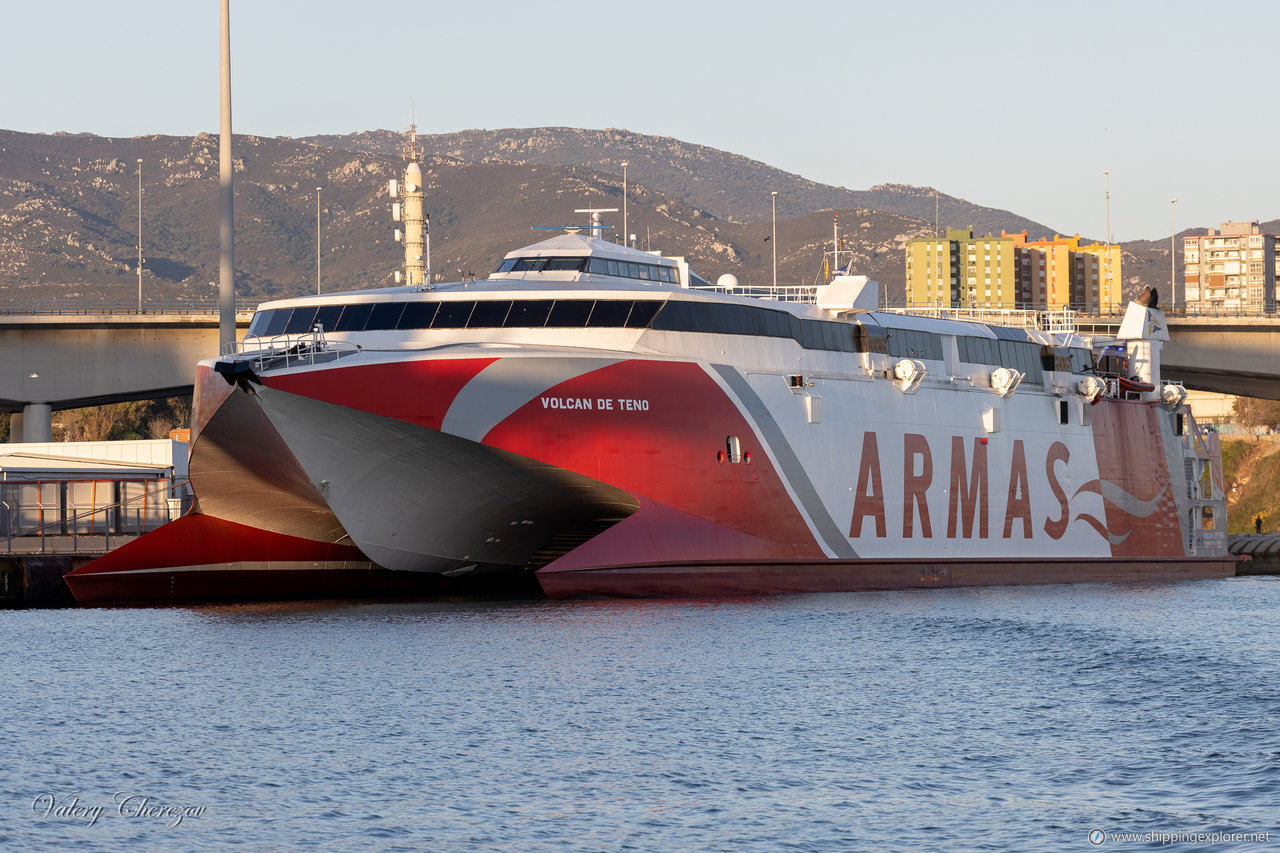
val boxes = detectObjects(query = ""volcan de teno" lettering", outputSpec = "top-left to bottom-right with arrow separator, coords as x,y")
540,397 -> 650,412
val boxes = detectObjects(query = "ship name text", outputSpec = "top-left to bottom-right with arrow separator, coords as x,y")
540,396 -> 650,412
848,433 -> 1077,542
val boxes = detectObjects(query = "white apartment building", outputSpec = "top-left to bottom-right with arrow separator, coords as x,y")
1183,221 -> 1280,313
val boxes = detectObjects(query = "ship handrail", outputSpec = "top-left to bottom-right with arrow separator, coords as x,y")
689,283 -> 819,303
222,329 -> 364,371
883,305 -> 1078,333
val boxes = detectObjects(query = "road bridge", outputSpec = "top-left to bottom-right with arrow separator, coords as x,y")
1,305 -> 251,442
1076,315 -> 1280,401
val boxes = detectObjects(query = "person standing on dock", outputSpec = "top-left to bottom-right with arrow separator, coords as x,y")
1256,515 -> 1263,534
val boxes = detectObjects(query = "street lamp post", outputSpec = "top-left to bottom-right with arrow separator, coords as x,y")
136,158 -> 143,312
1170,198 -> 1178,313
315,187 -> 322,295
621,161 -> 629,248
1103,170 -> 1112,313
771,191 -> 778,290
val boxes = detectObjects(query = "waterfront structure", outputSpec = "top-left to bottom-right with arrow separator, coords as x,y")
1183,222 -> 1280,313
905,229 -> 1120,311
0,438 -> 190,544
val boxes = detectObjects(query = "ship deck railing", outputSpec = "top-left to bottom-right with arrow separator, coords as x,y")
689,283 -> 819,303
883,306 -> 1079,333
224,330 -> 363,371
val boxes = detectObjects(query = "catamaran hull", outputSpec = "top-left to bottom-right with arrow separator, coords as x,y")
66,299 -> 1235,603
536,556 -> 1237,599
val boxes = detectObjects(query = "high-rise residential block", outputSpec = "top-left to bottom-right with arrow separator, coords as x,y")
1183,221 -> 1279,313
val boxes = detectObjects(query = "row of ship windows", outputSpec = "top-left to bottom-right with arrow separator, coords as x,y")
493,255 -> 680,284
246,298 -> 865,354
246,298 -> 1091,372
248,299 -> 663,337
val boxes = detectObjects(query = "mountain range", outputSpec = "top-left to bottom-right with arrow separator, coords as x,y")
1,126 -> 1268,307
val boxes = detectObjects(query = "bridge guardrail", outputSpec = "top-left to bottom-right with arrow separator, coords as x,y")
0,300 -> 258,317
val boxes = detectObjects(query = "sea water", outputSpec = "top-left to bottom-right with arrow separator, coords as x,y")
2,577 -> 1278,852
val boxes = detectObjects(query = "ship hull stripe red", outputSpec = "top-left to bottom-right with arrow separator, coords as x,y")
537,556 -> 1241,599
66,566 -> 539,606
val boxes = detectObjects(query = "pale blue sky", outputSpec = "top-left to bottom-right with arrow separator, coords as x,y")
3,0 -> 1276,241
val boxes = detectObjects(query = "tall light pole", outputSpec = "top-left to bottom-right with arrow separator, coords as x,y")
1103,170 -> 1112,313
315,186 -> 322,294
771,191 -> 778,289
621,161 -> 629,248
136,158 -> 143,312
218,0 -> 236,351
1170,198 -> 1178,313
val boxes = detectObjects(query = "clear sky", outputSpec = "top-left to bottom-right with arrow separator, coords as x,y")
3,0 -> 1276,241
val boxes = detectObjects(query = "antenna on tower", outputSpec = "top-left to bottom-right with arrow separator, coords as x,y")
394,121 -> 429,289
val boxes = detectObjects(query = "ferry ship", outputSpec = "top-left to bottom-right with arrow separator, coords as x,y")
65,167 -> 1234,603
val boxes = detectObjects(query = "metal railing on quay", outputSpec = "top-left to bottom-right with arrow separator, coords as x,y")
1,477 -> 189,556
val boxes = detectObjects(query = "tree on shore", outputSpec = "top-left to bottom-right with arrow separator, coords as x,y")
1232,396 -> 1280,431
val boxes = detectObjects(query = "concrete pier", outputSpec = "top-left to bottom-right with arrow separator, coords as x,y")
0,554 -> 90,607
1228,534 -> 1280,575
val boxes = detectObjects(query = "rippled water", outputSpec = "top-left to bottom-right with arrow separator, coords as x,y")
3,578 -> 1279,851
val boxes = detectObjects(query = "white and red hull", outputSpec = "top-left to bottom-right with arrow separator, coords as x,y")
65,234 -> 1235,604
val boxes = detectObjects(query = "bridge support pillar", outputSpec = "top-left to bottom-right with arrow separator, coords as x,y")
21,403 -> 52,443
8,412 -> 22,443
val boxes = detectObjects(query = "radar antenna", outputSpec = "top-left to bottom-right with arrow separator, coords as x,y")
573,208 -> 619,240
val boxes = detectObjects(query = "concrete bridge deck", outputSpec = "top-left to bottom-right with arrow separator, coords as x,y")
0,305 -> 251,441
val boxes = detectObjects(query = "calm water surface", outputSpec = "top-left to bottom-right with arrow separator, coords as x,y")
2,577 -> 1278,852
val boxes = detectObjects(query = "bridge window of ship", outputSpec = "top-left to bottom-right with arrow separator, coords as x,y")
494,255 -> 678,283
283,306 -> 319,335
546,300 -> 594,327
469,300 -> 512,327
433,301 -> 475,328
335,302 -> 375,332
314,304 -> 343,332
368,301 -> 406,330
399,301 -> 439,328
